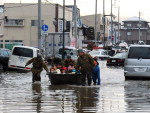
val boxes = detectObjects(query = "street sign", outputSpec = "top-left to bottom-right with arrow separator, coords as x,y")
41,24 -> 48,31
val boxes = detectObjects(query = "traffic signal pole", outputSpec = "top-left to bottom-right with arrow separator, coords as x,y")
38,0 -> 41,50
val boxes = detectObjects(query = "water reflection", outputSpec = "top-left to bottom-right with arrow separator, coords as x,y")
124,80 -> 150,112
49,85 -> 100,113
75,87 -> 100,113
32,83 -> 42,113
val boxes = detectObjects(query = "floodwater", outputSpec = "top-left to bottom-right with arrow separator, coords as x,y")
1,61 -> 150,113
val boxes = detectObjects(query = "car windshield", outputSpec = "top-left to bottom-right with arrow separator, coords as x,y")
12,47 -> 33,57
128,47 -> 150,59
113,52 -> 127,58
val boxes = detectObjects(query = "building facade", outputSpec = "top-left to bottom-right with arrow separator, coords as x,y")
120,16 -> 150,44
0,3 -> 73,49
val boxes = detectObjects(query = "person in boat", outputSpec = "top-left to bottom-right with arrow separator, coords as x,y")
54,62 -> 67,74
50,65 -> 61,74
76,50 -> 94,86
67,64 -> 76,73
25,53 -> 49,82
92,58 -> 100,85
64,55 -> 76,68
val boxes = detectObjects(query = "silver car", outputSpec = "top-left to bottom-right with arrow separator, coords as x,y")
124,45 -> 150,79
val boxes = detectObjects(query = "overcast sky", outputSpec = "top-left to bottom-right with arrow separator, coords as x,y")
0,0 -> 150,21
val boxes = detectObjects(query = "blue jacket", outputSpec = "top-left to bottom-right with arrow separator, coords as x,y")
92,65 -> 100,85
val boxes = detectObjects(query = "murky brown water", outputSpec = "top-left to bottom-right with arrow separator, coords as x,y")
1,61 -> 150,113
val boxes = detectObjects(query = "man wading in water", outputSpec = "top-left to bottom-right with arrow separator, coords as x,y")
25,53 -> 49,82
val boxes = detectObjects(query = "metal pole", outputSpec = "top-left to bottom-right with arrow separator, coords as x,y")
118,6 -> 120,41
94,0 -> 97,46
111,0 -> 113,45
74,0 -> 78,48
103,0 -> 105,47
139,12 -> 141,41
62,0 -> 65,60
38,0 -> 41,49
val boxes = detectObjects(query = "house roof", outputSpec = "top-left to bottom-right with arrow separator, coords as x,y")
123,16 -> 148,22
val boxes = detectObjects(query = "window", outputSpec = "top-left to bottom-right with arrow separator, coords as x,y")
5,40 -> 9,42
127,24 -> 132,27
128,47 -> 150,59
137,23 -> 141,27
12,47 -> 33,58
31,20 -> 44,26
4,19 -> 24,26
4,40 -> 23,50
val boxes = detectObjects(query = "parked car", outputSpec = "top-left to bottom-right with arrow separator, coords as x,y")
106,52 -> 127,66
89,49 -> 109,60
124,45 -> 150,79
0,48 -> 11,70
8,45 -> 40,71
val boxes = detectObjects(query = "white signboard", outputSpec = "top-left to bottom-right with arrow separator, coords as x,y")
58,20 -> 63,32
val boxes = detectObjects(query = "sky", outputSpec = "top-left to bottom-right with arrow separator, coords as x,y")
0,0 -> 150,22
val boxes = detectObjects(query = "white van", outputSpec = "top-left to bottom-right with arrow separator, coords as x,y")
8,46 -> 40,71
124,45 -> 150,79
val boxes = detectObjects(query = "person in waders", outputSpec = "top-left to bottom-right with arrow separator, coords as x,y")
25,53 -> 49,82
76,50 -> 94,86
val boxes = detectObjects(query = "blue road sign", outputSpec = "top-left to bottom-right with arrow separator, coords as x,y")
41,24 -> 48,31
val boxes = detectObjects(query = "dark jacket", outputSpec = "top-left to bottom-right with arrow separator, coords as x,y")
76,53 -> 94,72
26,57 -> 48,73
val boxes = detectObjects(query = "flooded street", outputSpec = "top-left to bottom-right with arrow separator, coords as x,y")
1,61 -> 150,113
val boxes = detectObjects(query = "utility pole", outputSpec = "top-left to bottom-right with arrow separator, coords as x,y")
118,6 -> 120,41
74,0 -> 78,48
103,0 -> 105,47
62,0 -> 65,60
111,0 -> 113,45
38,0 -> 41,50
94,0 -> 97,46
139,11 -> 141,41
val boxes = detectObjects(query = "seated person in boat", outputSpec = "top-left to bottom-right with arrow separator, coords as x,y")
67,64 -> 76,73
56,63 -> 67,74
60,67 -> 67,74
50,65 -> 61,74
64,55 -> 76,68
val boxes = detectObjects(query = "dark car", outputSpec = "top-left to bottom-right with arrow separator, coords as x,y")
106,52 -> 127,66
0,48 -> 11,70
